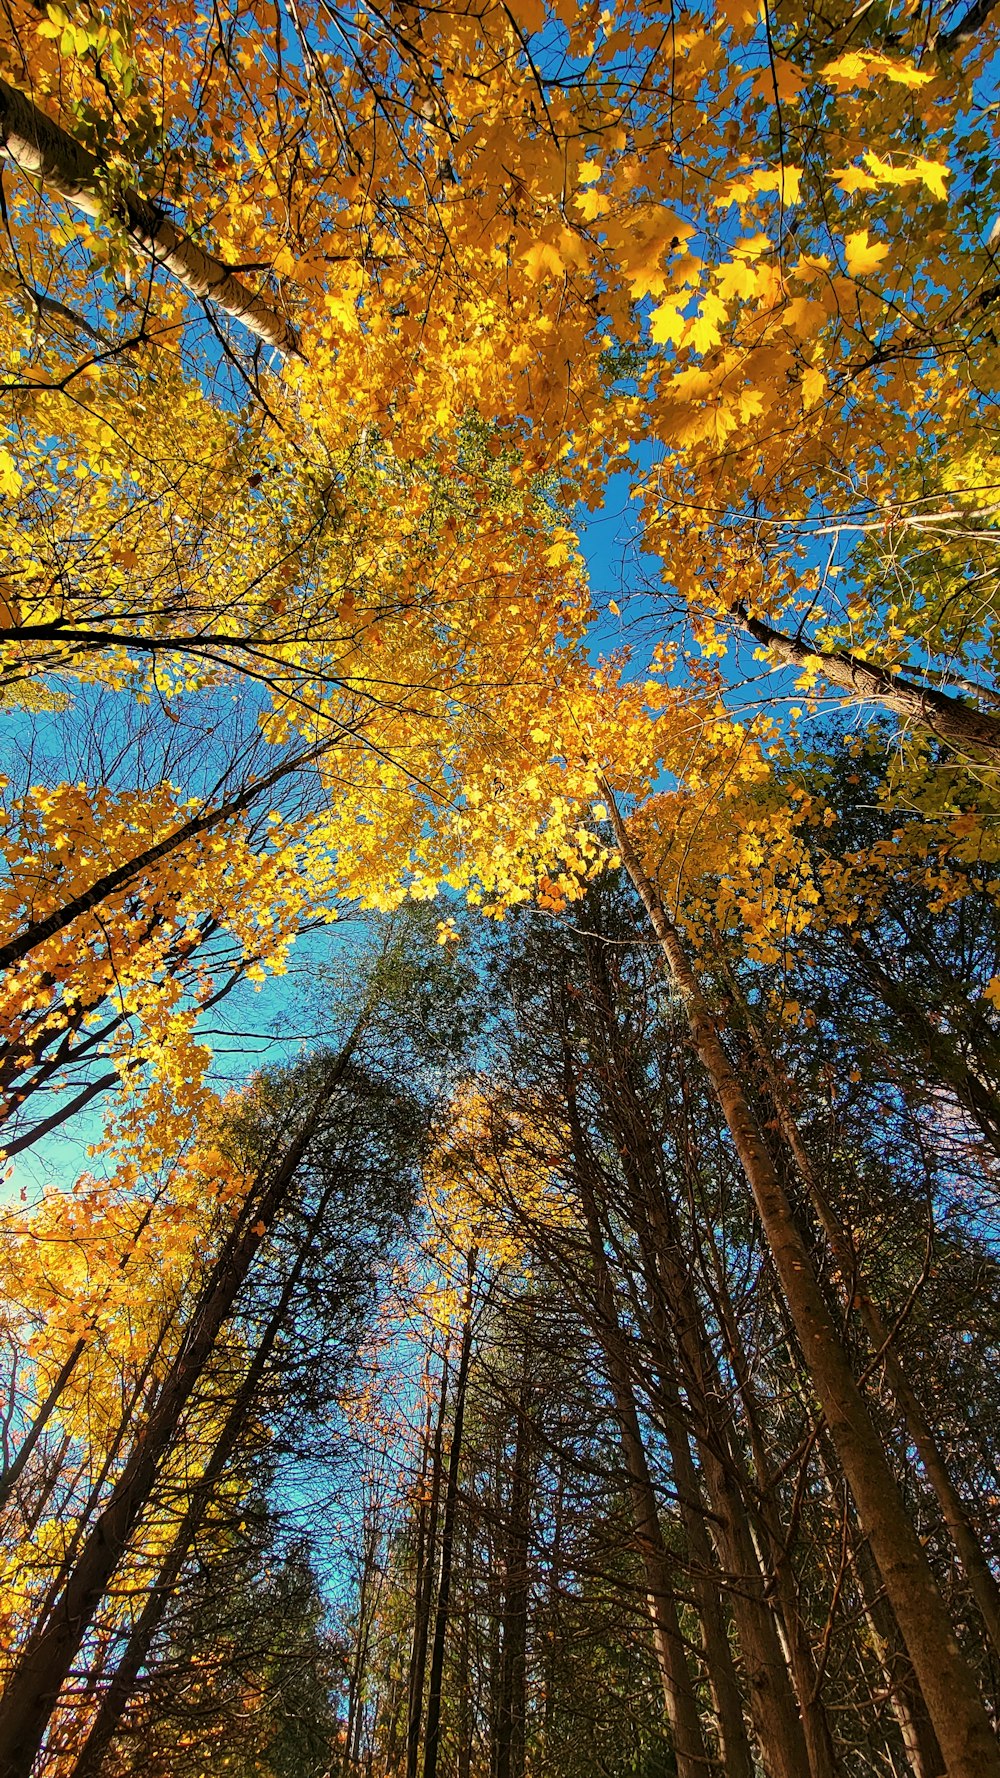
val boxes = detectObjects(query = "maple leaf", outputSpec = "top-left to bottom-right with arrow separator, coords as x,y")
715,258 -> 764,302
649,296 -> 687,346
520,238 -> 566,281
844,230 -> 888,277
687,291 -> 728,353
820,52 -> 933,89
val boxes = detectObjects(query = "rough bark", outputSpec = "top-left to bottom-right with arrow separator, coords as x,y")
0,76 -> 303,358
736,996 -> 1000,1658
736,607 -> 1000,760
606,786 -> 1000,1778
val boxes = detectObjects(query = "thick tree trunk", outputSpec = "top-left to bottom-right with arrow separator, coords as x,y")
606,787 -> 1000,1778
736,608 -> 1000,760
735,995 -> 1000,1658
0,77 -> 302,358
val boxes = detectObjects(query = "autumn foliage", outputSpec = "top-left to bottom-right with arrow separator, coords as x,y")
3,0 -> 1000,1772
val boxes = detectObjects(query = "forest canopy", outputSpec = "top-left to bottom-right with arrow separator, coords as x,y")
3,0 -> 1000,1775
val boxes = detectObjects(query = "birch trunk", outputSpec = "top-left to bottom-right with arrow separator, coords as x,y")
0,77 -> 302,359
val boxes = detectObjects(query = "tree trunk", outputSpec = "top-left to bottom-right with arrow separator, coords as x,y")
494,1349 -> 533,1778
606,786 -> 1000,1778
736,607 -> 1000,760
564,1098 -> 713,1777
67,1167 -> 345,1778
407,1350 -> 449,1778
422,1265 -> 475,1778
0,1044 -> 356,1778
0,77 -> 302,358
735,990 -> 1000,1658
570,953 -> 816,1778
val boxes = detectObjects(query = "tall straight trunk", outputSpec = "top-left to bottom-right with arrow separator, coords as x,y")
407,1350 -> 450,1778
733,987 -> 1000,1657
0,77 -> 302,357
572,950 -> 817,1778
494,1351 -> 533,1778
735,607 -> 1000,760
809,1428 -> 945,1778
690,1217 -> 843,1778
347,1528 -> 381,1772
68,1170 -> 345,1778
422,1266 -> 475,1778
606,788 -> 1000,1778
565,1073 -> 714,1778
649,1360 -> 755,1778
456,1507 -> 474,1778
0,1042 -> 358,1778
853,1536 -> 945,1778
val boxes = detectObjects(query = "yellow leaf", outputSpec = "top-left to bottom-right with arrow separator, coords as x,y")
844,229 -> 888,277
0,449 -> 22,498
912,156 -> 951,201
521,238 -> 565,280
508,0 -> 546,32
801,364 -> 826,410
577,161 -> 602,185
820,51 -> 932,90
649,296 -> 687,346
574,187 -> 611,221
687,291 -> 727,353
715,257 -> 763,301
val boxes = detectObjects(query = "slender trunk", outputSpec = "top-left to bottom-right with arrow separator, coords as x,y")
494,1351 -> 533,1778
0,1196 -> 164,1516
565,1075 -> 714,1777
407,1351 -> 449,1778
422,1268 -> 475,1778
735,607 -> 1000,760
606,787 -> 1000,1778
0,1043 -> 356,1778
0,736 -> 334,977
570,954 -> 812,1778
735,990 -> 1000,1657
0,77 -> 302,358
68,1172 -> 345,1778
651,1362 -> 755,1778
695,1221 -> 843,1778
